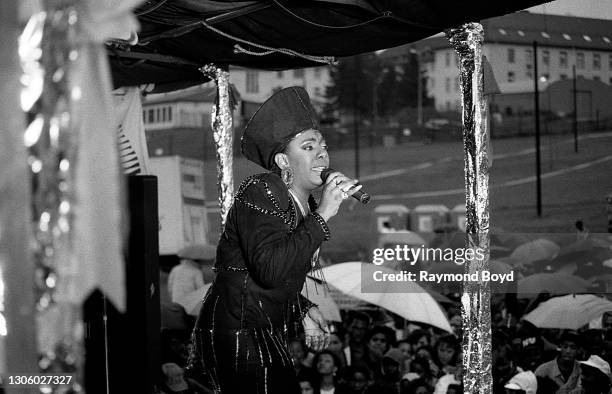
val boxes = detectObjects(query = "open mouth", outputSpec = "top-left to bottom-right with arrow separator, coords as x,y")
312,166 -> 326,173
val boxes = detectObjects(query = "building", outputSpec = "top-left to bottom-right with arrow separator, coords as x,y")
379,12 -> 612,115
229,65 -> 332,120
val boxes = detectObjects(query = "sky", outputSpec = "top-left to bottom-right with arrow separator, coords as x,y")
527,0 -> 612,19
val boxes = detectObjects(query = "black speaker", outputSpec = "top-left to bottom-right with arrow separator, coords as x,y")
85,175 -> 161,393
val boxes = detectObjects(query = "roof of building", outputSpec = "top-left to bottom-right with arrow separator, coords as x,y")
378,11 -> 612,61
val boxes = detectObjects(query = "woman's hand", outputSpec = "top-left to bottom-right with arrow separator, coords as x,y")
302,306 -> 330,352
316,171 -> 362,222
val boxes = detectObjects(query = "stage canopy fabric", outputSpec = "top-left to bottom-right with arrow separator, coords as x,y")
109,0 -> 547,91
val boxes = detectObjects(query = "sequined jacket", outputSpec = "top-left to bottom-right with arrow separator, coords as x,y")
198,172 -> 330,332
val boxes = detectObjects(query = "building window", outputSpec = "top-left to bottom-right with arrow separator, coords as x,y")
576,53 -> 585,69
277,71 -> 284,78
559,51 -> 568,68
162,107 -> 167,122
148,109 -> 154,123
594,75 -> 601,81
593,53 -> 601,70
560,74 -> 567,80
314,67 -> 322,79
507,48 -> 515,63
293,69 -> 304,78
445,52 -> 451,67
507,71 -> 515,82
445,77 -> 451,93
168,107 -> 172,122
526,69 -> 533,79
542,50 -> 550,66
246,71 -> 259,93
525,49 -> 532,66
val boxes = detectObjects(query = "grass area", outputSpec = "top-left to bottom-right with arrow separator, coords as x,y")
203,129 -> 612,261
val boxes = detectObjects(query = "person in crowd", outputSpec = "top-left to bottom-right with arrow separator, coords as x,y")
401,378 -> 432,394
344,365 -> 372,394
160,362 -> 212,394
365,326 -> 396,375
408,330 -> 431,353
397,339 -> 413,362
504,370 -> 537,394
402,355 -> 436,391
298,376 -> 317,394
328,326 -> 348,369
344,312 -> 372,367
534,331 -> 582,393
290,337 -> 315,378
432,334 -> 459,376
314,350 -> 349,394
574,355 -> 612,394
370,348 -> 406,394
168,244 -> 216,305
433,363 -> 461,394
190,87 -> 362,393
448,315 -> 462,338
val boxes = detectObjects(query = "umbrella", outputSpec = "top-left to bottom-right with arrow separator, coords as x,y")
176,283 -> 212,316
378,231 -> 427,248
312,262 -> 452,332
517,273 -> 590,298
523,294 -> 612,330
302,277 -> 342,322
510,239 -> 560,264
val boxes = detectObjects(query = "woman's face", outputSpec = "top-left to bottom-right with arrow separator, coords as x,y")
417,335 -> 429,348
299,381 -> 315,394
437,342 -> 456,366
329,333 -> 343,353
316,353 -> 337,376
289,341 -> 305,367
368,333 -> 388,356
349,371 -> 368,392
398,342 -> 412,359
282,129 -> 329,192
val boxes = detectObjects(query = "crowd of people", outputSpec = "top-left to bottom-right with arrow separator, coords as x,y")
158,293 -> 612,394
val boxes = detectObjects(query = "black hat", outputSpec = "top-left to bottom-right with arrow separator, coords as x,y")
241,86 -> 319,170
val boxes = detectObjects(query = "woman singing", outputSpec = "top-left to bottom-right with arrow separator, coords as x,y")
190,86 -> 361,393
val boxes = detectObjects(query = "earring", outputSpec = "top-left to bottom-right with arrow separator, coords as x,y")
281,166 -> 294,188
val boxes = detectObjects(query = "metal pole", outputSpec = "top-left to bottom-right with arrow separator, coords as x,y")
417,52 -> 423,126
354,90 -> 360,178
533,41 -> 542,217
573,65 -> 578,153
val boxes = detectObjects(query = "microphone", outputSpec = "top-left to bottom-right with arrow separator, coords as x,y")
320,168 -> 371,205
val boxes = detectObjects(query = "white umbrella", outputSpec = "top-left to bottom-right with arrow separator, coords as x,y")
177,283 -> 211,316
312,262 -> 452,332
510,238 -> 560,264
524,294 -> 612,330
302,277 -> 342,322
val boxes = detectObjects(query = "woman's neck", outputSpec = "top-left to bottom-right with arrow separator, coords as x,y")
320,374 -> 334,389
289,186 -> 309,209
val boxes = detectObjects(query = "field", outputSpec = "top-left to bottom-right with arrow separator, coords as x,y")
203,129 -> 612,261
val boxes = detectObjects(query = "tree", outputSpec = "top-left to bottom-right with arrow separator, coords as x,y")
324,53 -> 378,121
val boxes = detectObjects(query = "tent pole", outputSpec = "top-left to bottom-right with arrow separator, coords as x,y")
0,0 -> 39,391
446,23 -> 492,394
201,65 -> 234,228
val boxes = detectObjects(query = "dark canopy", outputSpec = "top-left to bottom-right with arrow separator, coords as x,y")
110,0 -> 547,91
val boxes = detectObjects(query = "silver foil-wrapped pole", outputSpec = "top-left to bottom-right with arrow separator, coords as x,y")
201,64 -> 234,228
446,23 -> 492,394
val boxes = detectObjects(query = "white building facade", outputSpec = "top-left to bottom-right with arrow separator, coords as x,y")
409,13 -> 612,112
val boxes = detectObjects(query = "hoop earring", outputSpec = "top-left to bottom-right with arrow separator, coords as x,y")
281,166 -> 294,188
